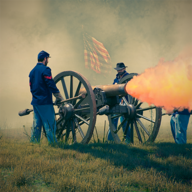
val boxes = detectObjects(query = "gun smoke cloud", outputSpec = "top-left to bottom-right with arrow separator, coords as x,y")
125,47 -> 192,112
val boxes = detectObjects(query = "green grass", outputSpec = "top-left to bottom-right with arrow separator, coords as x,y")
0,126 -> 192,192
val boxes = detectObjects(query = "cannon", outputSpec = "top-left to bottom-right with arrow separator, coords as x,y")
19,70 -> 162,144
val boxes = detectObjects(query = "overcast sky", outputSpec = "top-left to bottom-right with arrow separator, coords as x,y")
0,0 -> 191,128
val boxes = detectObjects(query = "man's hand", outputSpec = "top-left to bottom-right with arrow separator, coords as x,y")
53,92 -> 64,106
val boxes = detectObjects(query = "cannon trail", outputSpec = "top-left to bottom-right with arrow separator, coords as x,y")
125,47 -> 192,112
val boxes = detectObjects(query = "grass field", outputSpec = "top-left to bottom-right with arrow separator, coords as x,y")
0,125 -> 192,192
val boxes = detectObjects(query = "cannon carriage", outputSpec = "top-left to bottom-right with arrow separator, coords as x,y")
19,70 -> 162,144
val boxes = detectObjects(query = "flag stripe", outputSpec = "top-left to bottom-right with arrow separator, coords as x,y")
83,34 -> 112,74
92,37 -> 104,46
84,53 -> 111,67
93,43 -> 109,54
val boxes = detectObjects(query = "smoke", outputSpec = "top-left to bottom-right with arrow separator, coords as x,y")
125,47 -> 192,112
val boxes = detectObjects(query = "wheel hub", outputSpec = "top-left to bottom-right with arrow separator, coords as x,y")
126,104 -> 136,119
59,103 -> 74,120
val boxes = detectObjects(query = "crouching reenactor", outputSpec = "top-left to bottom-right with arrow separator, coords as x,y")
29,51 -> 63,144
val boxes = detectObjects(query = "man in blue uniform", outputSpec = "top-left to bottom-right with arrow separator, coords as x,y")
108,62 -> 131,143
29,50 -> 63,144
170,109 -> 191,144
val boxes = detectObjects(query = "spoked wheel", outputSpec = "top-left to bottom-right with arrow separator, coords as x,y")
108,73 -> 162,144
53,71 -> 97,144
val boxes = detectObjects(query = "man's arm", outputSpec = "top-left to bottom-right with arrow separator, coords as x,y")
43,67 -> 59,93
43,67 -> 64,103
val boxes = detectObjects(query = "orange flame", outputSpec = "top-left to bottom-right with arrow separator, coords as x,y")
125,48 -> 192,112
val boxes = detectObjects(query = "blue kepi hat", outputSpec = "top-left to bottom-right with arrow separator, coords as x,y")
38,50 -> 51,60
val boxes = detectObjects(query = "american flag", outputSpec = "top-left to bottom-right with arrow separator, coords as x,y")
83,33 -> 112,74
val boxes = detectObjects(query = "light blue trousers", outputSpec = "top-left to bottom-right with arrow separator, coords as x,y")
170,114 -> 190,144
108,116 -> 131,141
31,105 -> 57,144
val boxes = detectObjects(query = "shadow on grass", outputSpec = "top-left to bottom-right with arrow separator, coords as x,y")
55,142 -> 192,184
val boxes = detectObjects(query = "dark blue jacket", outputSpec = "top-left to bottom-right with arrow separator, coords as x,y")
29,63 -> 59,105
113,71 -> 129,103
113,71 -> 129,84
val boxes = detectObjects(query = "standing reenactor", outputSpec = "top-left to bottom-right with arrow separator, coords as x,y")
108,62 -> 131,143
29,51 -> 63,144
170,109 -> 191,144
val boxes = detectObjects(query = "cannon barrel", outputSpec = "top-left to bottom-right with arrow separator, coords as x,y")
79,83 -> 127,97
18,109 -> 33,116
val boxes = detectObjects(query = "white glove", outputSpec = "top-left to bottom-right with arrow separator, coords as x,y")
53,92 -> 64,105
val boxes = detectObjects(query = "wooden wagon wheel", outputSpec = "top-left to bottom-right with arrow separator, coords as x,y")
53,71 -> 97,144
108,73 -> 162,144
